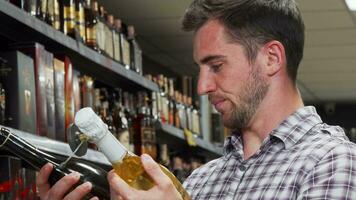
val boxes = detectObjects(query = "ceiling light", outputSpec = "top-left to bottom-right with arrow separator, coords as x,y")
345,0 -> 356,11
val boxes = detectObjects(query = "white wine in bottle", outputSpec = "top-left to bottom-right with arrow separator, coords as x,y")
74,107 -> 191,200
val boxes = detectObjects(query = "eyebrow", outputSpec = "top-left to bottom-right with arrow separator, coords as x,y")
199,55 -> 226,65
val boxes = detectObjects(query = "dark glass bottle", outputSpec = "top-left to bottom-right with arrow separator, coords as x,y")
133,92 -> 157,159
75,0 -> 86,42
85,1 -> 99,52
62,0 -> 76,38
0,127 -> 110,199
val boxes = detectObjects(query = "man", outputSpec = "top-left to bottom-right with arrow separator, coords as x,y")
37,0 -> 356,199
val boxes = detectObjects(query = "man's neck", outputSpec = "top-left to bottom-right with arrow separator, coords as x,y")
241,84 -> 304,160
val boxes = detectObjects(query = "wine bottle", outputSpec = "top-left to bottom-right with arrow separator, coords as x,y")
0,126 -> 110,199
74,107 -> 191,200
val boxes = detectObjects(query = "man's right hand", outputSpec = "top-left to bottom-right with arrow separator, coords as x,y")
36,163 -> 98,200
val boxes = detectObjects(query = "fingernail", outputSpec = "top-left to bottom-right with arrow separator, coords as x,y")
83,182 -> 92,190
141,154 -> 152,162
45,163 -> 53,170
69,172 -> 80,179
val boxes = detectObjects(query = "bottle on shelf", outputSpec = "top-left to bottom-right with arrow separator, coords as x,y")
53,0 -> 60,30
133,92 -> 157,160
112,19 -> 123,63
84,0 -> 99,52
105,14 -> 114,59
192,99 -> 201,136
168,78 -> 175,126
74,107 -> 191,200
61,0 -> 76,38
44,0 -> 55,26
120,23 -> 131,70
122,91 -> 134,152
0,127 -> 110,199
174,91 -> 181,128
97,5 -> 106,55
36,0 -> 47,21
127,25 -> 143,75
75,0 -> 86,42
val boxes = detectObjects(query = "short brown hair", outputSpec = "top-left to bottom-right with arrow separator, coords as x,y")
182,0 -> 305,83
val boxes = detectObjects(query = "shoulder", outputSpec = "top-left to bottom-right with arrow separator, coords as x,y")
299,123 -> 356,172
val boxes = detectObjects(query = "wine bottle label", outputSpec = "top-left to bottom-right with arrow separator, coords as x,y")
64,6 -> 76,34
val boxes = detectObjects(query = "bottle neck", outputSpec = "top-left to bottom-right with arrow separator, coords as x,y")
0,127 -> 57,170
95,129 -> 128,164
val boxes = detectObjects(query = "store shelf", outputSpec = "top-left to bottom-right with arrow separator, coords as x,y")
1,125 -> 110,166
0,1 -> 158,92
156,122 -> 223,158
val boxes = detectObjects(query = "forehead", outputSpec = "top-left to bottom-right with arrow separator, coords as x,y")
193,20 -> 244,63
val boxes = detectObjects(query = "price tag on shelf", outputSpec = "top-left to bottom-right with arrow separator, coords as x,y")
184,128 -> 196,146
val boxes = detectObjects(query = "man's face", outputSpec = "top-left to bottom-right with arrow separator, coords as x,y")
193,20 -> 269,130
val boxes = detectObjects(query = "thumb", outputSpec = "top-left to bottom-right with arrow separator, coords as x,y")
141,154 -> 172,187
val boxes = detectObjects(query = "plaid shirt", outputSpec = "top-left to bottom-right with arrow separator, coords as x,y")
183,106 -> 356,199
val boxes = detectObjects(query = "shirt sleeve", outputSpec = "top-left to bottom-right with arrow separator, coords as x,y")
298,142 -> 356,200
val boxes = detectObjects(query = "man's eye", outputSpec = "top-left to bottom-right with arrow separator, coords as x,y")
210,64 -> 222,72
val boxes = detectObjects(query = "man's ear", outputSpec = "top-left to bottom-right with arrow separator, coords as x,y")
263,40 -> 286,76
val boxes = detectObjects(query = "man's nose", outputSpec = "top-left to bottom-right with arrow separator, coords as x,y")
197,69 -> 216,95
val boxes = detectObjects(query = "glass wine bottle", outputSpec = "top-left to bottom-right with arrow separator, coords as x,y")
74,107 -> 191,200
0,126 -> 110,199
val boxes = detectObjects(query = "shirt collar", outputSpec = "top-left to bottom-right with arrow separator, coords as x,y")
223,106 -> 323,155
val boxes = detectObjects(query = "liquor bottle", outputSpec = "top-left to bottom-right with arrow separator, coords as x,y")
53,0 -> 60,30
132,92 -> 156,159
186,97 -> 193,132
122,91 -> 134,151
23,0 -> 38,16
192,100 -> 201,136
168,78 -> 175,125
113,19 -> 122,63
36,0 -> 47,20
75,0 -> 86,42
84,0 -> 99,52
0,83 -> 5,125
0,127 -> 110,199
121,23 -> 131,70
62,0 -> 76,38
105,15 -> 115,59
112,88 -> 130,150
127,25 -> 143,75
163,77 -> 170,123
74,107 -> 191,200
45,0 -> 55,26
174,91 -> 181,128
97,6 -> 106,55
